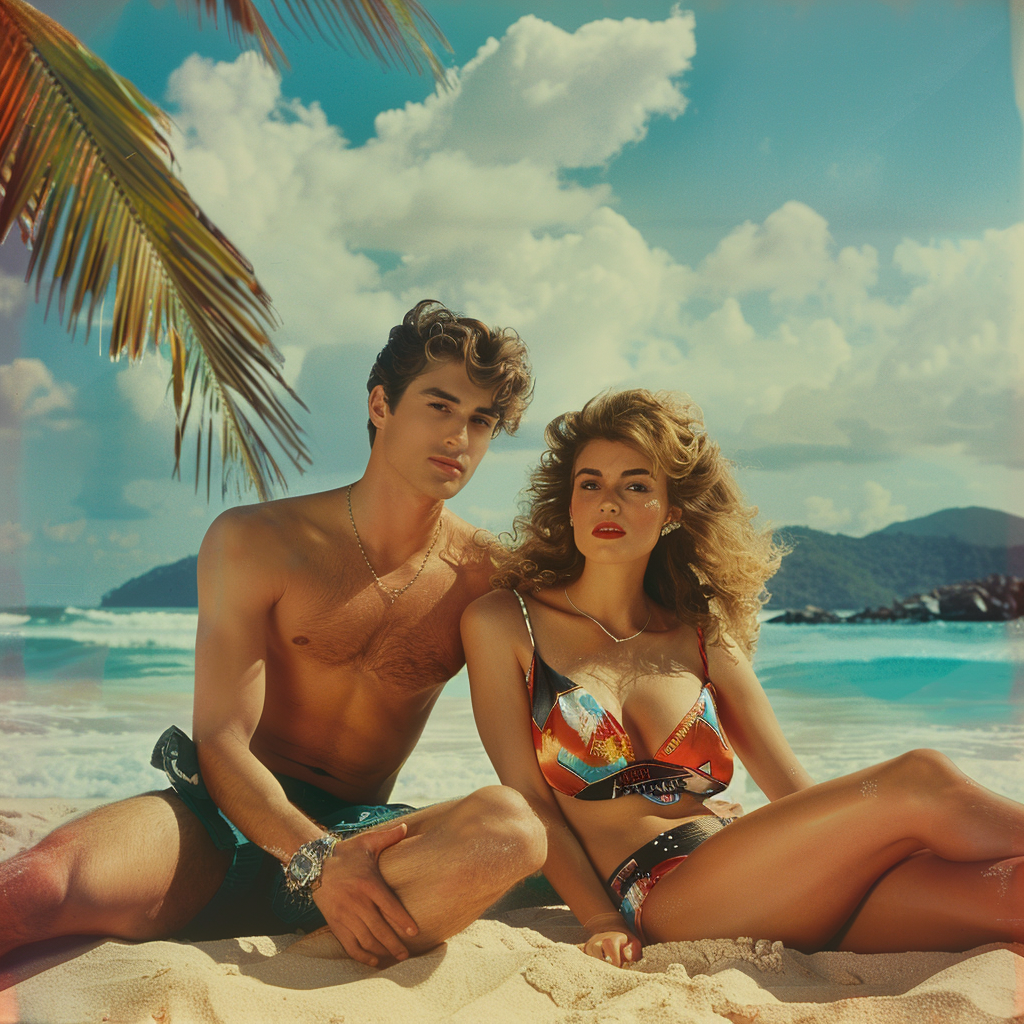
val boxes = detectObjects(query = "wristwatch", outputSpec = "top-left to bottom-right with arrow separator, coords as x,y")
284,834 -> 340,896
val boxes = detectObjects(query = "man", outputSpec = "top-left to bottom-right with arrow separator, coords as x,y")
0,300 -> 544,968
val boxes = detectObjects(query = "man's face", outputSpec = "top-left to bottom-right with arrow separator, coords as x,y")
369,359 -> 500,500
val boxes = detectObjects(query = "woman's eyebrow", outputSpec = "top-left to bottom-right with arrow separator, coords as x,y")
573,467 -> 652,479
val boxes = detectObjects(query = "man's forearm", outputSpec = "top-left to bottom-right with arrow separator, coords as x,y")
196,735 -> 325,862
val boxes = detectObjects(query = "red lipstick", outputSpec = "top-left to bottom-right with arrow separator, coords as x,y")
592,521 -> 625,539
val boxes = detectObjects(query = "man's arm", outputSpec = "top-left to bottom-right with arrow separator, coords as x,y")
190,509 -> 417,965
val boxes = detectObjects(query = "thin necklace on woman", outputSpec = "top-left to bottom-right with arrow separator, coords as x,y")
347,485 -> 441,603
563,588 -> 652,643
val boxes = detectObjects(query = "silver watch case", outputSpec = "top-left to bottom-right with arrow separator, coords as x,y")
285,834 -> 338,895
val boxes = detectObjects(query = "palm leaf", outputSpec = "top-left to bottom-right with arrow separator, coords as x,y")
179,0 -> 450,80
0,0 -> 309,501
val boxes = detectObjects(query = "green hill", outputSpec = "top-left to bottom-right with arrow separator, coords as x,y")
768,528 -> 1022,610
99,507 -> 1024,611
100,556 -> 199,608
877,506 -> 1024,547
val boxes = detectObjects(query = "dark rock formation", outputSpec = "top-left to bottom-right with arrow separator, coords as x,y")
767,606 -> 841,625
847,575 -> 1023,623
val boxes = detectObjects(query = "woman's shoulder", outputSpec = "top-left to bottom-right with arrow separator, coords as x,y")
703,627 -> 755,686
461,587 -> 530,632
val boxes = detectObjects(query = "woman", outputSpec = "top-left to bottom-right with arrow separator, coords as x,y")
461,389 -> 1024,967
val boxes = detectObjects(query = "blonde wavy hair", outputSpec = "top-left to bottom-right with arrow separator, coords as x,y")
493,389 -> 784,654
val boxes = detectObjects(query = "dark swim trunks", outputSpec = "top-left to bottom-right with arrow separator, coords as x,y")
151,725 -> 415,938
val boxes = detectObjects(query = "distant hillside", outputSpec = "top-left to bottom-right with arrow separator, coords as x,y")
100,556 -> 199,608
98,507 -> 1024,611
767,527 -> 1022,610
878,506 -> 1024,548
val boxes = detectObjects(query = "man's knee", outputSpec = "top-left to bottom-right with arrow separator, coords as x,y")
1,841 -> 74,945
459,786 -> 546,876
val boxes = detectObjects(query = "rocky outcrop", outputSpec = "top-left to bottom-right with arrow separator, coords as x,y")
767,606 -> 841,625
846,575 -> 1022,623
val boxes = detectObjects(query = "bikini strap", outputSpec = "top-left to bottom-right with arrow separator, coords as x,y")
695,626 -> 711,684
514,591 -> 536,649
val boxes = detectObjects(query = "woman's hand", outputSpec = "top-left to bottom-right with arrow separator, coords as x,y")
582,928 -> 642,967
706,796 -> 744,819
582,912 -> 641,967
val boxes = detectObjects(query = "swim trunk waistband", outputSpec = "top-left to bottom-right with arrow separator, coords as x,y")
606,814 -> 733,941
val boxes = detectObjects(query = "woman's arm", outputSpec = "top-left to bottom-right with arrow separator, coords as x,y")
706,632 -> 815,801
461,591 -> 641,966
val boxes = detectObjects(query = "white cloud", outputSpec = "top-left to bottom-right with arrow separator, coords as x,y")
107,529 -> 140,549
0,521 -> 31,554
681,305 -> 852,425
735,221 -> 1024,467
387,13 -> 696,168
116,351 -> 175,425
160,14 -> 1024,476
696,201 -> 883,316
804,496 -> 851,532
164,13 -> 698,422
0,270 -> 27,318
43,519 -> 87,544
857,481 -> 908,535
0,358 -> 74,428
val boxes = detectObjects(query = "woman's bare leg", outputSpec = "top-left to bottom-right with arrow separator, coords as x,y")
640,749 -> 1024,952
831,851 -> 1024,952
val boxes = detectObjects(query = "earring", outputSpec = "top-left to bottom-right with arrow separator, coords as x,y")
569,515 -> 574,527
660,521 -> 681,537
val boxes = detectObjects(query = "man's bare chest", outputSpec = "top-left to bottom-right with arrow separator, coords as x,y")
272,567 -> 470,689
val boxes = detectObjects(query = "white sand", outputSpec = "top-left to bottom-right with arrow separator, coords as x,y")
2,800 -> 1022,1024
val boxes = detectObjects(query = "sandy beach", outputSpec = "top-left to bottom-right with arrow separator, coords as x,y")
2,799 -> 1022,1024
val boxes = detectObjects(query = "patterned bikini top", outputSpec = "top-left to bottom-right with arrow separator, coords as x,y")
515,592 -> 733,804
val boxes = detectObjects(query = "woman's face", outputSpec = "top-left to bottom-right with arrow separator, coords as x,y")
569,439 -> 679,564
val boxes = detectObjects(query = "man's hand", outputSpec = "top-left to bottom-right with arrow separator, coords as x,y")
311,820 -> 417,967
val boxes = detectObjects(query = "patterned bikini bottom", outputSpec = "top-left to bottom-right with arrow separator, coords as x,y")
605,814 -> 733,941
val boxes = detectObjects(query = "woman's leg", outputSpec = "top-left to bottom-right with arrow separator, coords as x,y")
639,749 -> 1024,952
833,851 -> 1024,952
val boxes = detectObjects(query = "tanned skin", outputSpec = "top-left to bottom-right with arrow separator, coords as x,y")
464,438 -> 1024,969
0,358 -> 546,969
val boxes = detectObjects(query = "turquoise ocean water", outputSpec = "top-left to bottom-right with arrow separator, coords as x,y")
1,608 -> 1021,809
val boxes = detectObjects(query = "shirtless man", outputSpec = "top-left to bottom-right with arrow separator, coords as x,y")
0,300 -> 545,968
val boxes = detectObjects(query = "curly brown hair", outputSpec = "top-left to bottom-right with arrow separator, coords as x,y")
493,389 -> 785,653
366,300 -> 533,446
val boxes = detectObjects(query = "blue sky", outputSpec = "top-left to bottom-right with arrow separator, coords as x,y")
1,0 -> 1022,605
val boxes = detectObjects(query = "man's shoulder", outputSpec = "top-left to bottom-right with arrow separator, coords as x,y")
201,501 -> 283,555
441,512 -> 504,586
443,510 -> 502,559
203,489 -> 343,551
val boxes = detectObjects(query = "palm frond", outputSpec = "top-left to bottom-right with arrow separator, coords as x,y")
0,0 -> 310,501
179,0 -> 450,81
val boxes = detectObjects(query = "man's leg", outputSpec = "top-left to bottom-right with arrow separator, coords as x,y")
354,785 -> 546,956
0,792 -> 231,958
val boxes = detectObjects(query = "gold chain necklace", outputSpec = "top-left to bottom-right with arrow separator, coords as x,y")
347,485 -> 442,602
563,588 -> 652,643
